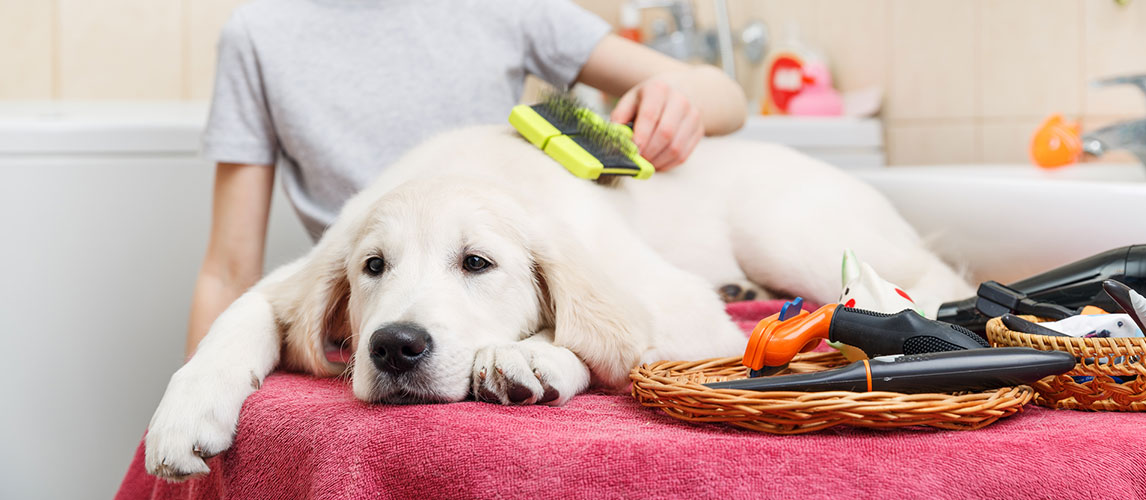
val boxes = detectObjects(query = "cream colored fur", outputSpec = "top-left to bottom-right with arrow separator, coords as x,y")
145,126 -> 972,480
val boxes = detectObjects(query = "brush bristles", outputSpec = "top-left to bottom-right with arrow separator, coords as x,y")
535,90 -> 640,162
594,174 -> 623,187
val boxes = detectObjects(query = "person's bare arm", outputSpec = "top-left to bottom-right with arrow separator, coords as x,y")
576,34 -> 747,170
184,162 -> 275,358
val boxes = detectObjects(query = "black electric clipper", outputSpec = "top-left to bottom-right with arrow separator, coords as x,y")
709,347 -> 1076,394
743,305 -> 990,377
829,307 -> 990,358
937,244 -> 1146,334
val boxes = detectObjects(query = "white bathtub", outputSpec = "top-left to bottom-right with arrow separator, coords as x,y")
855,163 -> 1146,283
2,103 -> 1143,499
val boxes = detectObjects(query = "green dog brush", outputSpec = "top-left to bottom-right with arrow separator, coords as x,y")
509,92 -> 654,181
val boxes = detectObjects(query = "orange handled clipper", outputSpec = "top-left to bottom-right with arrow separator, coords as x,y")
743,303 -> 838,376
743,301 -> 990,377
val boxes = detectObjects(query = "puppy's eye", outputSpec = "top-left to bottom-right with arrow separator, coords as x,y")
364,256 -> 385,276
462,255 -> 492,273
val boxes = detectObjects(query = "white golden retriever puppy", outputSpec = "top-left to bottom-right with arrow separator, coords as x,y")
145,126 -> 971,479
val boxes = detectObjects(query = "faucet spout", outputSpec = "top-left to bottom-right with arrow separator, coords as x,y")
1084,74 -> 1146,169
1082,118 -> 1146,168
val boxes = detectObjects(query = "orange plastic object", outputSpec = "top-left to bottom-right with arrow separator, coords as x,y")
618,28 -> 642,43
1030,114 -> 1082,169
1080,305 -> 1109,315
743,303 -> 839,371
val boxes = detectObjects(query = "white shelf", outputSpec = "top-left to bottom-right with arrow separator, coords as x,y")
0,101 -> 207,155
732,115 -> 885,168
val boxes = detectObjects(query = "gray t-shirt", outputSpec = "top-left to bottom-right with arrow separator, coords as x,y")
203,0 -> 611,240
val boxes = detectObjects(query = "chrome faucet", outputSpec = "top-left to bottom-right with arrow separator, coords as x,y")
629,0 -> 702,62
627,0 -> 767,80
1082,74 -> 1146,168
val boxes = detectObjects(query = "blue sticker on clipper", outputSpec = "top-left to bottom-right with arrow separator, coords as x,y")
779,297 -> 805,322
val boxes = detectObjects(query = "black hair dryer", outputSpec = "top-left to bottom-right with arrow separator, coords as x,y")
937,245 -> 1146,334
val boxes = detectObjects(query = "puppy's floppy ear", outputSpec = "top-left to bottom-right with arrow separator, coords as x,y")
531,229 -> 650,389
264,214 -> 365,378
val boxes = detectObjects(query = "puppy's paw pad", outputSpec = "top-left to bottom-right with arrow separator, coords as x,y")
146,437 -> 213,481
538,385 -> 560,404
150,457 -> 210,482
528,360 -> 581,406
505,381 -> 535,404
717,281 -> 768,303
471,345 -> 547,405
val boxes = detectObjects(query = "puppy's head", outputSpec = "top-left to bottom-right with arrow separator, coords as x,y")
269,177 -> 644,404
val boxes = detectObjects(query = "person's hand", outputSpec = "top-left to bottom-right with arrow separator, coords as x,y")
610,76 -> 704,172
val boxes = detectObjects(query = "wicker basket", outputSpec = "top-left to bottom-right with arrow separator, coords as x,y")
986,315 -> 1146,411
630,352 -> 1034,434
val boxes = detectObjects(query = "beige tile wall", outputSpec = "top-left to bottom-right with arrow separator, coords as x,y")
1,0 -> 1143,165
0,0 -> 54,99
57,0 -> 184,99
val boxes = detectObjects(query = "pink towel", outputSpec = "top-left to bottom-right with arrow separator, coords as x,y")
117,300 -> 1146,500
724,298 -> 818,334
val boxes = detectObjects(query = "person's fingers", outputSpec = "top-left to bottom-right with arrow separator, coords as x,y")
643,93 -> 692,168
610,88 -> 639,125
648,107 -> 700,170
630,82 -> 669,151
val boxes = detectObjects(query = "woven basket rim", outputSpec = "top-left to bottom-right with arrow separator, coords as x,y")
630,352 -> 1034,434
984,315 -> 1146,347
985,315 -> 1146,411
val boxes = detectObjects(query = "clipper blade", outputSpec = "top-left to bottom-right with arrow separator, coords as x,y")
749,364 -> 789,378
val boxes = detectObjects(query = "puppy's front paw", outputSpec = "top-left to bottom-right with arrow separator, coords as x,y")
144,368 -> 249,481
472,336 -> 590,406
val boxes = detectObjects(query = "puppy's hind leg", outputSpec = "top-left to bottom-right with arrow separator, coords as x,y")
881,248 -> 974,316
727,184 -> 972,311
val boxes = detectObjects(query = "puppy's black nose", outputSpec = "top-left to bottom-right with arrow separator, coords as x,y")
369,322 -> 432,374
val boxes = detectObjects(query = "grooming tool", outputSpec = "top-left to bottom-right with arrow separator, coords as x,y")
976,281 -> 1077,322
1080,305 -> 1109,315
834,249 -> 921,362
709,348 -> 1076,394
742,304 -> 989,377
937,244 -> 1146,334
1104,279 -> 1146,334
1000,314 -> 1069,337
999,304 -> 1140,385
508,92 -> 654,181
778,297 -> 805,321
743,298 -> 811,377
